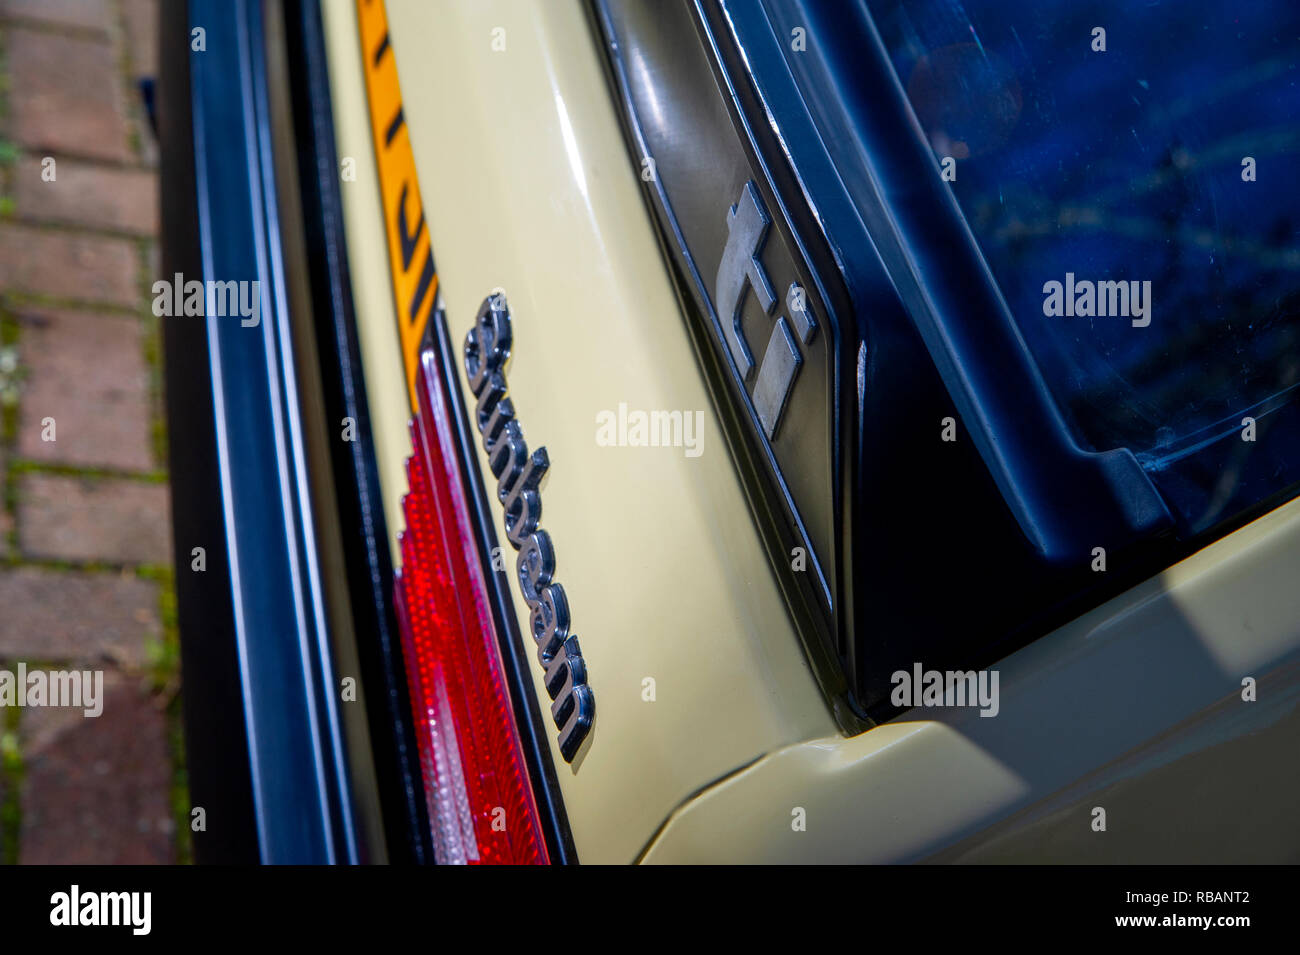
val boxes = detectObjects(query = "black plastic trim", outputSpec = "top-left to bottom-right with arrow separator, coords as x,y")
282,0 -> 432,864
158,0 -> 260,865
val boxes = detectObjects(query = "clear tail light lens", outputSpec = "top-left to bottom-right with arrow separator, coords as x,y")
393,349 -> 549,865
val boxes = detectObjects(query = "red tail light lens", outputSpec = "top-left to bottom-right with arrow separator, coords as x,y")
394,349 -> 549,865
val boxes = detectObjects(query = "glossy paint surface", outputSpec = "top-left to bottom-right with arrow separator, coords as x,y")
323,0 -> 836,863
643,495 -> 1300,863
323,0 -> 1300,864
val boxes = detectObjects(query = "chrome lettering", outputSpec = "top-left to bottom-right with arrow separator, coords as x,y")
464,293 -> 594,763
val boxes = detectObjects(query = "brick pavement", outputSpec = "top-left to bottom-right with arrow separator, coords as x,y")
0,0 -> 182,865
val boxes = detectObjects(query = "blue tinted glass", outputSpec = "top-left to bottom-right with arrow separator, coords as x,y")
870,0 -> 1300,529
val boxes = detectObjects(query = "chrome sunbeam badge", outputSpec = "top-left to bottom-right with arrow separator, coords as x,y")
464,292 -> 594,764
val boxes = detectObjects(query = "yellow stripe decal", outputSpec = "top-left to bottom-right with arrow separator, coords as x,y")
357,0 -> 436,411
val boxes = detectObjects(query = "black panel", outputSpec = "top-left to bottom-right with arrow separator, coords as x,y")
282,0 -> 432,864
157,0 -> 260,865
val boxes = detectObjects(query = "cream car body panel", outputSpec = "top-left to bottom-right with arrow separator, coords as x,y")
323,0 -> 837,864
642,496 -> 1300,863
322,0 -> 1300,864
321,0 -> 412,569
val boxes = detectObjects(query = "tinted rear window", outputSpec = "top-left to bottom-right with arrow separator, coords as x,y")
870,0 -> 1300,530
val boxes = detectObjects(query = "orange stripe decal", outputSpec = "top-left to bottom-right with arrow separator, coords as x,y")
357,0 -> 437,411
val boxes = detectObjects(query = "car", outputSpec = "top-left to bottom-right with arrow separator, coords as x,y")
158,0 -> 1300,864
